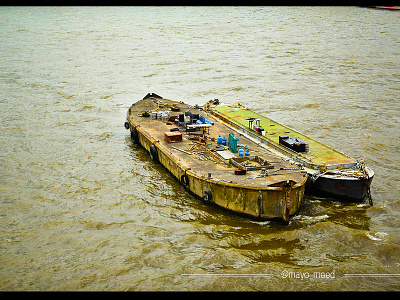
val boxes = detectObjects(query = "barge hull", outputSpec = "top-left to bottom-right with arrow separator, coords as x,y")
127,97 -> 307,222
307,169 -> 374,201
130,121 -> 305,221
210,103 -> 374,202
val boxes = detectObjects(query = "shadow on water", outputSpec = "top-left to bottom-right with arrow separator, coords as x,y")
125,131 -> 372,232
125,134 -> 372,269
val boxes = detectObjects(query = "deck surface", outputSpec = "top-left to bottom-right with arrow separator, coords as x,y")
129,98 -> 307,189
213,105 -> 355,167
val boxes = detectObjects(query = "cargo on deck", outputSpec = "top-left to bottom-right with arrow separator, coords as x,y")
210,101 -> 374,203
125,94 -> 308,223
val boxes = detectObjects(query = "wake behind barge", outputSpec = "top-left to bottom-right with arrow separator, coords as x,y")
125,94 -> 308,223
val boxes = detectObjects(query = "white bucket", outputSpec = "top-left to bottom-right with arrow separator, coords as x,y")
162,111 -> 170,122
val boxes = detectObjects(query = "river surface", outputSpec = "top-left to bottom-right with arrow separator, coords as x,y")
1,6 -> 400,291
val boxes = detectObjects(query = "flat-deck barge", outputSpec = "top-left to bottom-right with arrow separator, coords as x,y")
125,94 -> 308,223
209,101 -> 374,203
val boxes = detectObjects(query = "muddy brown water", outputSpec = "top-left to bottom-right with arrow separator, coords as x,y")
1,7 -> 399,291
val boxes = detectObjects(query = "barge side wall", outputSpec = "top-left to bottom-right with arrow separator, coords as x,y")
128,120 -> 305,221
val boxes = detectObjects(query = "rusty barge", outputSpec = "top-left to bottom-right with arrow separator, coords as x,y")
125,94 -> 308,223
208,100 -> 374,203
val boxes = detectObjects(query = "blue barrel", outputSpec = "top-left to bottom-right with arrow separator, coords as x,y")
221,137 -> 227,146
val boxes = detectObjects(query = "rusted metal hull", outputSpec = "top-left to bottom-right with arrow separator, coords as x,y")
210,103 -> 374,203
126,95 -> 307,223
306,168 -> 374,201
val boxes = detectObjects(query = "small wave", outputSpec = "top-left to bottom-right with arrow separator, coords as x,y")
81,220 -> 108,230
98,132 -> 112,141
292,214 -> 329,223
232,86 -> 244,91
366,231 -> 388,242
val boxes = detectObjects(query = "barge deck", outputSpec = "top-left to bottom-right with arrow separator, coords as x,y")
126,94 -> 308,223
209,101 -> 374,202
